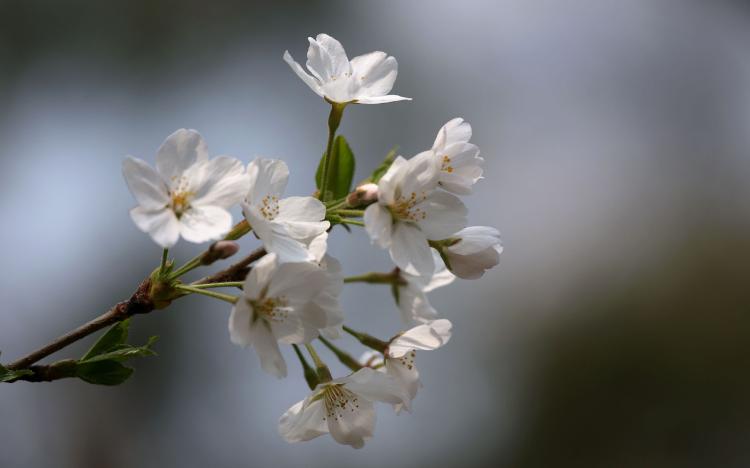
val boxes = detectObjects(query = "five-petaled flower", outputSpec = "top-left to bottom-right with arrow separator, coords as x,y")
278,367 -> 408,448
364,152 -> 467,277
284,33 -> 411,105
431,118 -> 484,195
122,129 -> 249,248
243,158 -> 330,263
229,253 -> 335,378
361,319 -> 453,413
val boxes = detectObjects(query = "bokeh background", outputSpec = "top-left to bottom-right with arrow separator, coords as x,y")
2,0 -> 750,467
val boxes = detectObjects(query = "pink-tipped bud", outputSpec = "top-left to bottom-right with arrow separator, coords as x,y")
346,183 -> 379,207
201,240 -> 240,265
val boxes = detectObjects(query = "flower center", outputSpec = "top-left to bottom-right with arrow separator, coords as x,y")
251,296 -> 289,322
259,195 -> 280,220
440,155 -> 454,173
322,384 -> 360,421
394,350 -> 416,371
390,191 -> 427,223
170,192 -> 193,217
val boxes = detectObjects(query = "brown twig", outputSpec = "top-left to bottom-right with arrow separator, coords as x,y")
5,247 -> 267,374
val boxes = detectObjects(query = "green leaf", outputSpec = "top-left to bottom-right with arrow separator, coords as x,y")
316,135 -> 356,200
76,360 -> 134,386
366,147 -> 398,184
80,336 -> 158,364
81,319 -> 130,360
0,355 -> 33,382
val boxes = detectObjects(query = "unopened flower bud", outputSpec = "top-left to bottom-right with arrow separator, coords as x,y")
346,183 -> 379,207
201,240 -> 240,265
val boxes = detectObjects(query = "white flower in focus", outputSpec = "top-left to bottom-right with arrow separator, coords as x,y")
278,367 -> 408,448
243,158 -> 330,263
359,319 -> 452,414
396,256 -> 455,324
283,33 -> 411,105
122,129 -> 248,248
444,226 -> 503,279
228,253 -> 327,378
364,153 -> 467,276
431,118 -> 484,195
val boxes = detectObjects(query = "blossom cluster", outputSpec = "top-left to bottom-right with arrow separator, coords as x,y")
122,33 -> 502,448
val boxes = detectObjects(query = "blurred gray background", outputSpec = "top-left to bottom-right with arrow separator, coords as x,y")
2,0 -> 750,467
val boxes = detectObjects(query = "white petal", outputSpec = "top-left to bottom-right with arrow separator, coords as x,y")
390,222 -> 434,277
327,396 -> 374,449
415,191 -> 467,240
354,95 -> 412,104
423,263 -> 456,292
388,319 -> 452,358
400,151 -> 439,197
155,129 -> 208,182
246,158 -> 289,205
364,203 -> 393,249
130,206 -> 180,248
447,245 -> 502,280
268,262 -> 327,304
342,367 -> 409,406
350,52 -> 398,97
243,253 -> 278,299
122,157 -> 169,210
306,34 -> 351,83
307,232 -> 329,263
376,155 -> 408,205
276,196 -> 326,223
432,118 -> 472,151
397,283 -> 439,325
448,226 -> 502,255
385,354 -> 420,413
279,398 -> 329,443
283,50 -> 324,98
359,350 -> 385,368
179,205 -> 233,244
251,320 -> 287,378
188,156 -> 249,208
228,298 -> 253,346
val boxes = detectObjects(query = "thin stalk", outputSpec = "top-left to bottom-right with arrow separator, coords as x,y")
340,218 -> 364,227
173,284 -> 238,304
342,325 -> 388,353
305,343 -> 332,382
331,209 -> 364,217
190,282 -> 244,289
319,103 -> 346,201
292,344 -> 319,390
159,249 -> 169,275
343,272 -> 397,284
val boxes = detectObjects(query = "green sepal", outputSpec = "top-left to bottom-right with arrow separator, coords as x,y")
316,135 -> 356,200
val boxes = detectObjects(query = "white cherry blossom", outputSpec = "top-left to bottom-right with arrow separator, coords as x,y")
364,152 -> 467,276
444,226 -> 503,279
122,129 -> 248,248
278,367 -> 408,448
359,320 -> 453,414
228,253 -> 327,378
283,33 -> 410,105
305,235 -> 345,339
243,158 -> 330,263
431,118 -> 484,195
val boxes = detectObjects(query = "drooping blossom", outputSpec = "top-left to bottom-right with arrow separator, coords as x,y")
430,118 -> 484,195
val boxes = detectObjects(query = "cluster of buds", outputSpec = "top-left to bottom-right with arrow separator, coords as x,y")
119,33 -> 502,448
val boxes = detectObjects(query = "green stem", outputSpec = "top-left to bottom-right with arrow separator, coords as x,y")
190,282 -> 244,289
340,218 -> 364,227
344,272 -> 398,284
305,343 -> 332,382
168,221 -> 253,280
292,344 -> 319,390
173,284 -> 238,304
342,325 -> 389,353
159,249 -> 169,275
331,209 -> 364,217
318,336 -> 362,372
319,103 -> 346,202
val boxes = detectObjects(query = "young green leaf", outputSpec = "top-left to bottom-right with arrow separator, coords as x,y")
363,147 -> 397,185
76,360 -> 134,386
81,319 -> 130,360
0,355 -> 33,382
79,336 -> 158,364
316,135 -> 356,200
